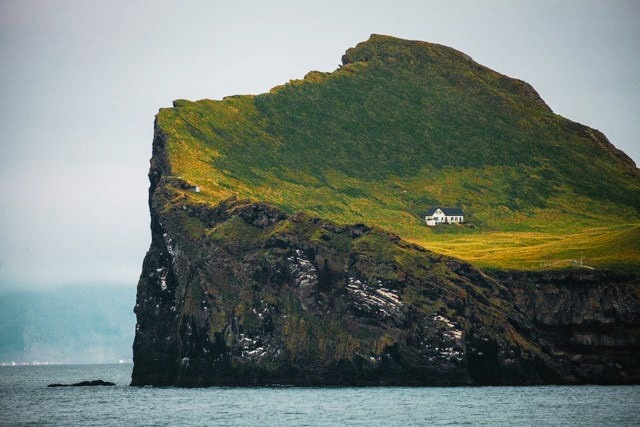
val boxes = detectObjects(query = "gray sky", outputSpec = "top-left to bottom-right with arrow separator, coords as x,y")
1,0 -> 638,290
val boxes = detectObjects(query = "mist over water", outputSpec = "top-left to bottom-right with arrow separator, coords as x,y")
1,364 -> 639,425
0,286 -> 135,364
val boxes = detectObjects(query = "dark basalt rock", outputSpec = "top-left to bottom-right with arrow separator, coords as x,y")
495,270 -> 640,384
47,380 -> 115,387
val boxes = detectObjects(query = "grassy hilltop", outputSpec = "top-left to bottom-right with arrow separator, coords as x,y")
155,35 -> 640,272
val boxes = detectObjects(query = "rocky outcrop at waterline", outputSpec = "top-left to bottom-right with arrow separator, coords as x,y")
48,380 -> 115,387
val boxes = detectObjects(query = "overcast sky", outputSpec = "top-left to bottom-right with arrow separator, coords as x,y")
1,0 -> 638,290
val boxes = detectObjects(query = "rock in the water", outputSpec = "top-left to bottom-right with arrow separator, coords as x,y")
47,380 -> 115,387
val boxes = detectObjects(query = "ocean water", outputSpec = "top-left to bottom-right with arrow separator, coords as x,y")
1,364 -> 638,426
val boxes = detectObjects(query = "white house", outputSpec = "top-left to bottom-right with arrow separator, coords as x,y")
425,207 -> 464,226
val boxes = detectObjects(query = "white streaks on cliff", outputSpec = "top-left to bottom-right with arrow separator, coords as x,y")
433,315 -> 463,341
155,267 -> 168,291
346,277 -> 402,318
423,314 -> 464,363
151,222 -> 179,292
287,249 -> 318,289
238,334 -> 267,360
252,304 -> 271,319
162,232 -> 175,258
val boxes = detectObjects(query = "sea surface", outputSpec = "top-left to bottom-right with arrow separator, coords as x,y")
1,364 -> 639,426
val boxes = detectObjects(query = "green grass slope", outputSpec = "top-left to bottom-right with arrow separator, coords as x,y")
156,34 -> 640,272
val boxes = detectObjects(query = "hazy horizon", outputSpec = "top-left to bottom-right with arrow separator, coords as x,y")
0,284 -> 135,364
1,0 -> 639,291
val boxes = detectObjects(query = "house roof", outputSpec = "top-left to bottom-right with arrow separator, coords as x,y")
425,207 -> 464,216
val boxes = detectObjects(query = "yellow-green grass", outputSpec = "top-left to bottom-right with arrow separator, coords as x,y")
165,177 -> 640,273
411,223 -> 640,272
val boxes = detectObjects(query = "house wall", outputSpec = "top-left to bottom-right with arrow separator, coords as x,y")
425,215 -> 464,225
425,210 -> 464,226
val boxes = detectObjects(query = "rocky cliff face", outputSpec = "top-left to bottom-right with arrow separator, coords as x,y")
497,270 -> 640,384
131,129 -> 640,386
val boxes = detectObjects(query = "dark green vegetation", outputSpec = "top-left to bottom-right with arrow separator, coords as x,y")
158,34 -> 640,271
132,36 -> 640,386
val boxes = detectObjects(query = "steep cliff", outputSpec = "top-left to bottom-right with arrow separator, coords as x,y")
499,270 -> 640,384
131,160 -> 560,385
131,130 -> 639,385
132,35 -> 640,386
